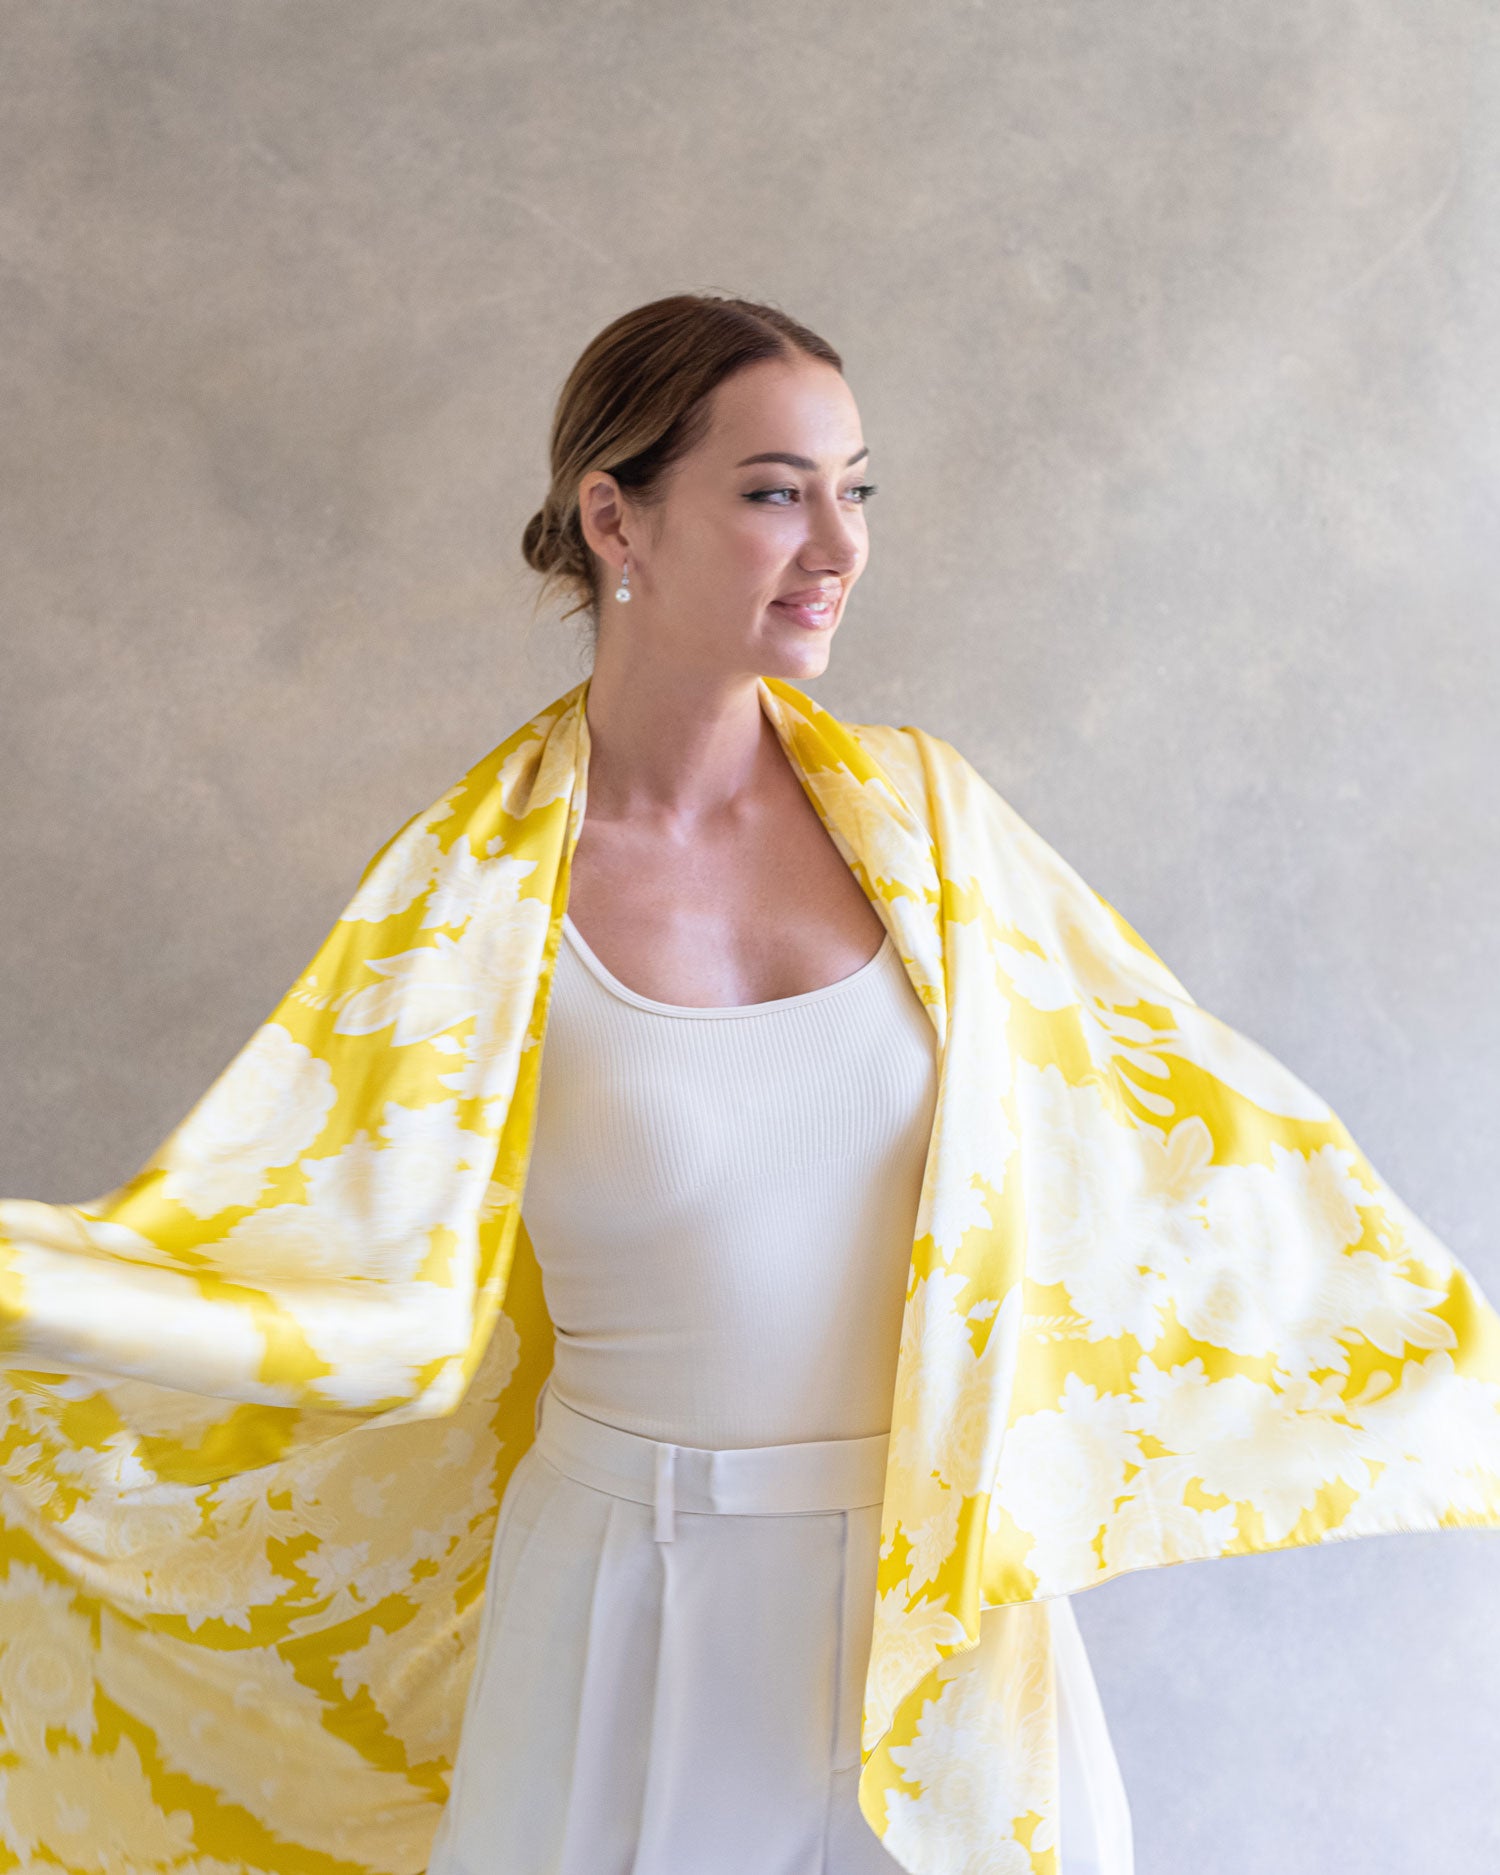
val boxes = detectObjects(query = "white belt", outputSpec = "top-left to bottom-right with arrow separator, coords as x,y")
529,1377 -> 889,1543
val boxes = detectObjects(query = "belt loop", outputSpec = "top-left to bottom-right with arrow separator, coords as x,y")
654,1442 -> 677,1543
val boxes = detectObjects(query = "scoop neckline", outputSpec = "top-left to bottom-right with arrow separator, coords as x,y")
560,912 -> 895,1019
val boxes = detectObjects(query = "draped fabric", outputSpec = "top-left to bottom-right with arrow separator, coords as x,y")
2,674 -> 1497,1875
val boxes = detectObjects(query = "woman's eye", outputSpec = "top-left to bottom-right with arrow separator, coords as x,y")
745,484 -> 879,505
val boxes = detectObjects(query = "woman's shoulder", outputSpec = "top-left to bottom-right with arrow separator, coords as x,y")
844,715 -> 982,812
843,716 -> 1053,866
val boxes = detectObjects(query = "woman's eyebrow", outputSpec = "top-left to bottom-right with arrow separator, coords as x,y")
734,447 -> 870,469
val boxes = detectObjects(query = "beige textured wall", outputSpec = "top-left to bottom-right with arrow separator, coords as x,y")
2,5 -> 1497,1869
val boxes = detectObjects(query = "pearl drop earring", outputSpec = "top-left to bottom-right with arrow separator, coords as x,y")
614,559 -> 632,603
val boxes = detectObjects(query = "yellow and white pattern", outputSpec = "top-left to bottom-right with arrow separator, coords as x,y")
2,675 -> 1497,1875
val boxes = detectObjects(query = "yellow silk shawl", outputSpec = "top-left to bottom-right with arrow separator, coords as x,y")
3,674 -> 1499,1875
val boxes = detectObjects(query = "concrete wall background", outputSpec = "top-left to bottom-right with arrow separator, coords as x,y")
2,5 -> 1496,1870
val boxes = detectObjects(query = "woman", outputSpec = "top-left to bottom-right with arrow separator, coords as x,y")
2,294 -> 1497,1875
424,298 -> 1132,1873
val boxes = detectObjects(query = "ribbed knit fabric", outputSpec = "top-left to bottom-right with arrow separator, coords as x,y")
519,912 -> 941,1449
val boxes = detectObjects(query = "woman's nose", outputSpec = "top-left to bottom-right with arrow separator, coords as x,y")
803,511 -> 862,573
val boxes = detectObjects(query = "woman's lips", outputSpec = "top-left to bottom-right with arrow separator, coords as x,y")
772,597 -> 838,629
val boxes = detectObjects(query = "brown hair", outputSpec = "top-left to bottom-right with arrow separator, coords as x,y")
521,293 -> 843,643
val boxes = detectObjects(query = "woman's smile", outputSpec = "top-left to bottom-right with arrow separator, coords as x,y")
770,593 -> 839,628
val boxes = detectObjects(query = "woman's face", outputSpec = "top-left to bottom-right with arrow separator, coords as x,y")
585,355 -> 874,684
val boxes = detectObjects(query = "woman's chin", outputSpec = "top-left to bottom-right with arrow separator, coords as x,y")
762,624 -> 836,679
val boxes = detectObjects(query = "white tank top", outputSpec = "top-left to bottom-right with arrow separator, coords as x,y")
519,911 -> 941,1449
